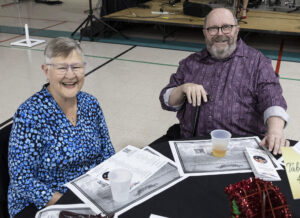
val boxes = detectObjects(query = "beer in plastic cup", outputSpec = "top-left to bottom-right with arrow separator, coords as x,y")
210,129 -> 231,157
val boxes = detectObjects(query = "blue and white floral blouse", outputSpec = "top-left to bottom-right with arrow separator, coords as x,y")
8,85 -> 115,217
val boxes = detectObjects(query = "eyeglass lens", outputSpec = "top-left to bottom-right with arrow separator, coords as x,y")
52,63 -> 85,75
207,25 -> 234,35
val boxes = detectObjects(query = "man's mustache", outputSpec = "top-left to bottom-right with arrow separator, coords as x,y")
212,35 -> 230,42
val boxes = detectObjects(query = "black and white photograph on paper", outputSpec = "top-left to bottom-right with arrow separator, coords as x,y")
65,146 -> 184,216
245,147 -> 281,181
169,136 -> 282,177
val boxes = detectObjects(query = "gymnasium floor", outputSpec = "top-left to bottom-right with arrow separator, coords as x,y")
0,0 -> 300,151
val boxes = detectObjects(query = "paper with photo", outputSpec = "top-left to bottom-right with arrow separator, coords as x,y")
65,145 -> 183,216
87,145 -> 168,191
245,147 -> 281,181
169,136 -> 282,177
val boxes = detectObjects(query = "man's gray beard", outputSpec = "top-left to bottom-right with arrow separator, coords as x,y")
207,39 -> 237,60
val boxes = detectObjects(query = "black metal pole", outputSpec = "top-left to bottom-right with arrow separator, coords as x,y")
192,106 -> 200,137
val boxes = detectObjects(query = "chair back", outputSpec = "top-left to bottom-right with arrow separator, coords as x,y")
0,120 -> 13,218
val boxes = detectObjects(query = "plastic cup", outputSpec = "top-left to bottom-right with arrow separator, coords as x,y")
108,169 -> 132,202
210,129 -> 231,157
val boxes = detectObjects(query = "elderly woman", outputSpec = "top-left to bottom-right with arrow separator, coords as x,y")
8,37 -> 115,217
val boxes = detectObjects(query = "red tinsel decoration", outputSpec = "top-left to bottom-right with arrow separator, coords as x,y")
224,177 -> 292,218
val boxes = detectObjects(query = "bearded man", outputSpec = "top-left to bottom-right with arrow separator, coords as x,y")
159,8 -> 289,155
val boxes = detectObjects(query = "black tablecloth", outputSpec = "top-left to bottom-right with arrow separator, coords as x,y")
58,139 -> 300,218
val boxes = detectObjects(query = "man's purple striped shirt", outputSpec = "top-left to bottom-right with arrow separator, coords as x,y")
159,39 -> 287,138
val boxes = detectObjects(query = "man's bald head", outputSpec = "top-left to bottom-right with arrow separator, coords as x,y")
204,8 -> 237,28
202,8 -> 239,59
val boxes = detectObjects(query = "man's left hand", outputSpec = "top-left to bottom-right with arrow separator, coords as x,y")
259,116 -> 289,155
260,133 -> 289,155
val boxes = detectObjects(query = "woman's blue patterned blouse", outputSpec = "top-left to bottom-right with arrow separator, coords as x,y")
8,85 -> 115,217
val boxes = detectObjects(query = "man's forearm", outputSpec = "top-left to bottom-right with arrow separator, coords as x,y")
168,85 -> 185,106
267,116 -> 285,133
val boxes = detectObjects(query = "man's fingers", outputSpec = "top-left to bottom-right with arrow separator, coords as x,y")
200,87 -> 208,104
267,136 -> 275,152
277,139 -> 290,155
184,84 -> 207,107
285,139 -> 290,147
197,88 -> 207,106
276,137 -> 285,155
259,137 -> 267,146
186,89 -> 192,104
195,87 -> 205,106
196,89 -> 201,106
191,89 -> 197,107
202,91 -> 208,103
272,137 -> 281,155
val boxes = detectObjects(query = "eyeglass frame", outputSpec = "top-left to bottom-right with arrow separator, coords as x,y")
46,62 -> 86,76
204,24 -> 237,36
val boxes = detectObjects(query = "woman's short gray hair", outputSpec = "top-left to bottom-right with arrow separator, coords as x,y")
44,37 -> 84,63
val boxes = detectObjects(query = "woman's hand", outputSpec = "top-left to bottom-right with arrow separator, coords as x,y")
46,192 -> 63,206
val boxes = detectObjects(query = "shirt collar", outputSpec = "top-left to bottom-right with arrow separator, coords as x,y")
41,83 -> 83,112
41,83 -> 82,125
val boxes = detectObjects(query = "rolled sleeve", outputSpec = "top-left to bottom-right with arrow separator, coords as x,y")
264,106 -> 289,127
159,59 -> 189,111
163,87 -> 184,111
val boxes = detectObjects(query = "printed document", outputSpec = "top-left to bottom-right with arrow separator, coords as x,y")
65,146 -> 183,216
87,145 -> 167,190
170,136 -> 282,176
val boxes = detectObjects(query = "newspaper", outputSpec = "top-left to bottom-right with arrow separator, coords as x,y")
35,204 -> 96,218
65,146 -> 183,216
169,136 -> 282,176
87,145 -> 167,191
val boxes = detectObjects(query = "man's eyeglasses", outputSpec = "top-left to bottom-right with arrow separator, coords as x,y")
205,25 -> 236,36
46,63 -> 86,76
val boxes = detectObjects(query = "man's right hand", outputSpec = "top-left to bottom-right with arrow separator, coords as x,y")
169,83 -> 208,107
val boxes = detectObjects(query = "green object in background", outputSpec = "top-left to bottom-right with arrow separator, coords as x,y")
232,200 -> 241,217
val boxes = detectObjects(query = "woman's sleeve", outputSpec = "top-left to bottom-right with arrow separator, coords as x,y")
96,103 -> 115,159
8,109 -> 54,209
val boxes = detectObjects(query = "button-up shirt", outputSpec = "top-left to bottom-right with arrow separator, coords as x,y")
159,39 -> 288,138
8,85 -> 115,217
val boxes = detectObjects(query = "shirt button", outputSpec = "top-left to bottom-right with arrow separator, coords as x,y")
210,98 -> 214,102
208,115 -> 212,119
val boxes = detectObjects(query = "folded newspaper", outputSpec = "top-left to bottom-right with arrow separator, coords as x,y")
65,145 -> 183,217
